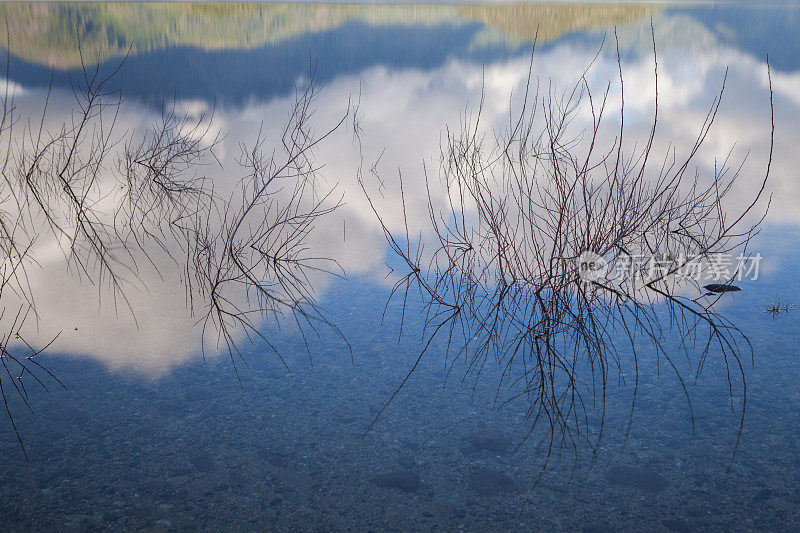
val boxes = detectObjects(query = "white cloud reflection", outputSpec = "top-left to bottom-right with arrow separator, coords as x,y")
3,38 -> 798,375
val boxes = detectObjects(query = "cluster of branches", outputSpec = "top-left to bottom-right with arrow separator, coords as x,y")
362,35 -> 773,480
0,55 -> 348,456
187,81 -> 350,376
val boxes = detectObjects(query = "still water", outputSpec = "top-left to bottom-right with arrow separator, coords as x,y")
0,2 -> 799,531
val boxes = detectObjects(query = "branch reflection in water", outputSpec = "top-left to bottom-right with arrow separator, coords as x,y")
0,56 -> 354,454
360,34 -> 774,488
0,32 -> 781,479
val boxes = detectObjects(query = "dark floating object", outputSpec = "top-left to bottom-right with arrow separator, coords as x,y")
703,283 -> 741,293
372,470 -> 421,493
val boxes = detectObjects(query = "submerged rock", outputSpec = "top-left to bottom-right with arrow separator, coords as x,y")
466,467 -> 517,496
755,488 -> 774,501
703,283 -> 741,293
138,526 -> 169,533
231,465 -> 262,484
466,427 -> 511,453
785,493 -> 800,504
155,400 -> 184,416
189,453 -> 217,473
261,444 -> 290,467
606,465 -> 667,492
662,518 -> 691,532
581,523 -> 616,533
265,453 -> 284,467
396,452 -> 416,470
372,470 -> 421,493
269,466 -> 313,492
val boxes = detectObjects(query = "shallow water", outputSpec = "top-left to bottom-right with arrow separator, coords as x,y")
1,3 -> 799,532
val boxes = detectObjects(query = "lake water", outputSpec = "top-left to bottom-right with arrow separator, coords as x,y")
0,2 -> 799,532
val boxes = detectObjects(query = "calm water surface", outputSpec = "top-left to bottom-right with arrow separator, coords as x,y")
1,3 -> 799,532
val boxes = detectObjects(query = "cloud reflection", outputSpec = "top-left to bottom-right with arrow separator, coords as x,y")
3,36 -> 795,375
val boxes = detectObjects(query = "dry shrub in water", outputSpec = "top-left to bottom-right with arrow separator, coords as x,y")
362,35 -> 773,479
0,55 -> 349,454
187,79 -> 351,373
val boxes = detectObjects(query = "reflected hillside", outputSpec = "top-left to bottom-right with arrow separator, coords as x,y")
0,2 -> 655,68
675,4 -> 800,71
456,3 -> 653,42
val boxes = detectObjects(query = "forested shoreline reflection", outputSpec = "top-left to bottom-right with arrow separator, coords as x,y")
0,3 -> 656,68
